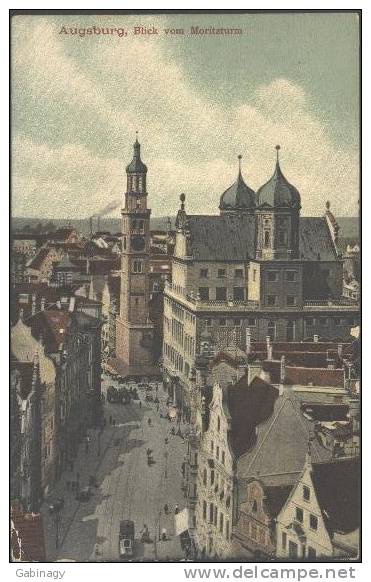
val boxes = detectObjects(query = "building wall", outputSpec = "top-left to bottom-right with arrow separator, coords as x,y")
235,481 -> 276,557
195,382 -> 235,559
276,464 -> 333,559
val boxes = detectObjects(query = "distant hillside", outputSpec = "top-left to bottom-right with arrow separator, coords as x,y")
336,217 -> 359,239
11,216 -> 175,235
12,215 -> 359,240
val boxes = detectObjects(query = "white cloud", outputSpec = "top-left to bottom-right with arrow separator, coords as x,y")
11,17 -> 359,219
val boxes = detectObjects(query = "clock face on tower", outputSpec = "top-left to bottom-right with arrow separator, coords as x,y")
131,235 -> 146,251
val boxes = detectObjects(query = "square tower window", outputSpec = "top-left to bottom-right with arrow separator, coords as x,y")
133,260 -> 142,273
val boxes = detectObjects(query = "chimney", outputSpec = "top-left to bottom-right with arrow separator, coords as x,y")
245,327 -> 252,355
313,334 -> 319,343
280,355 -> 286,384
40,297 -> 45,311
31,294 -> 36,316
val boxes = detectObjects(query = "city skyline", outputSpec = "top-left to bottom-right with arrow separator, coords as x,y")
11,12 -> 359,219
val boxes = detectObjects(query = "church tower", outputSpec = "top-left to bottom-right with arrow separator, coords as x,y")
116,136 -> 154,371
255,145 -> 301,260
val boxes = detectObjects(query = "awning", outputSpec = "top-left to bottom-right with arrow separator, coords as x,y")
175,508 -> 189,536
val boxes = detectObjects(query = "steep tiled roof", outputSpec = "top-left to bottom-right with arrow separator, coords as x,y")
226,376 -> 279,458
31,310 -> 71,353
284,366 -> 344,387
237,392 -> 332,480
26,247 -> 50,270
311,458 -> 360,535
185,215 -> 338,261
263,484 -> 293,518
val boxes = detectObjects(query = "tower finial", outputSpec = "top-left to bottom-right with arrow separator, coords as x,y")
275,144 -> 281,163
238,154 -> 242,174
180,193 -> 186,211
326,200 -> 330,211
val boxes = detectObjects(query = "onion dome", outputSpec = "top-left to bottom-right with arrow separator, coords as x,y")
219,155 -> 256,211
126,133 -> 147,173
257,146 -> 301,209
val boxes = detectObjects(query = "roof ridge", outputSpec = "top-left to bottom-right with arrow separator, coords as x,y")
243,396 -> 290,473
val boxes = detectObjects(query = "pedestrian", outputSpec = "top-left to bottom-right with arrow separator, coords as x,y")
147,417 -> 151,427
161,528 -> 167,541
174,504 -> 179,515
164,503 -> 169,515
156,402 -> 159,412
164,437 -> 168,445
139,400 -> 142,409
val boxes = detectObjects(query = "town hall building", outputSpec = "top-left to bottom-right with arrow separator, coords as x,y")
162,146 -> 359,419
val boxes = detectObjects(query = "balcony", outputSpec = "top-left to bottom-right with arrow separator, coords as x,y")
164,282 -> 359,314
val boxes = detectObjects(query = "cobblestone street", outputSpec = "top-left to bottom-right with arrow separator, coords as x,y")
41,378 -> 188,562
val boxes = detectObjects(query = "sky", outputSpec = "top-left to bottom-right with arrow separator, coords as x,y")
11,11 -> 360,219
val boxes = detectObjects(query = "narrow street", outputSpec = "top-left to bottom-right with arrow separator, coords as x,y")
41,377 -> 188,562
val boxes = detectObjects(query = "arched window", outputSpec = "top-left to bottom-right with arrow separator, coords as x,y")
252,500 -> 258,513
264,231 -> 270,247
203,468 -> 207,486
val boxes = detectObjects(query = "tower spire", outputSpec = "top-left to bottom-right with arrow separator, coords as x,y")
275,144 -> 281,165
238,154 -> 242,175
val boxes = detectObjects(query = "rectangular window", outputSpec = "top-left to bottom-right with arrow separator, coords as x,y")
226,520 -> 230,540
305,317 -> 315,327
308,546 -> 316,559
233,318 -> 241,327
133,260 -> 142,273
209,503 -> 214,523
216,446 -> 219,460
267,271 -> 278,282
310,514 -> 318,531
319,317 -> 328,326
282,532 -> 287,550
335,318 -> 341,326
216,287 -> 227,301
222,451 -> 225,465
253,269 -> 257,282
248,317 -> 256,327
203,501 -> 207,520
218,269 -> 227,278
211,441 -> 214,453
286,271 -> 297,282
199,287 -> 209,301
303,485 -> 310,501
295,507 -> 304,523
233,287 -> 245,301
219,512 -> 224,533
267,295 -> 277,306
235,269 -> 243,278
200,268 -> 208,278
219,318 -> 227,327
287,295 -> 297,306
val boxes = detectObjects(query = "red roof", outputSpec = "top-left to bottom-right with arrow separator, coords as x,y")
284,366 -> 345,387
250,341 -> 350,353
11,507 -> 46,562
